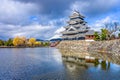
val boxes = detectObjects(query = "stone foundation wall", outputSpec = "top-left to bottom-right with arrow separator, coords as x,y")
56,40 -> 92,58
57,39 -> 120,58
88,39 -> 120,54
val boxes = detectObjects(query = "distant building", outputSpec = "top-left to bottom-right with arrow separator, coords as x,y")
61,11 -> 95,40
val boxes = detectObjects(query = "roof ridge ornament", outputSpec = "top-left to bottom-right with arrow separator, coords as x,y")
73,9 -> 79,14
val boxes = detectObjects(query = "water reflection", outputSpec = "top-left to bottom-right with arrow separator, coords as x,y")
63,58 -> 120,80
0,48 -> 120,80
94,59 -> 99,67
93,59 -> 111,70
89,52 -> 120,65
0,48 -> 64,80
63,57 -> 112,71
101,61 -> 109,70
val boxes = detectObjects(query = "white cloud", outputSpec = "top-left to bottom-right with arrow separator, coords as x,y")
50,34 -> 61,40
55,27 -> 65,34
70,0 -> 120,16
91,16 -> 119,31
50,27 -> 65,39
0,23 -> 54,39
0,0 -> 39,24
0,13 -> 67,40
0,0 -> 120,40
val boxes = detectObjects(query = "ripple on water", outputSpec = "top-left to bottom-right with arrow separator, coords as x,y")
0,48 -> 120,80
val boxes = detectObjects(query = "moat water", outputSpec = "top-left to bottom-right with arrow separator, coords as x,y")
0,48 -> 120,80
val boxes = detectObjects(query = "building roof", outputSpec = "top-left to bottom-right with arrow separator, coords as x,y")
61,34 -> 85,39
61,30 -> 78,34
70,11 -> 85,19
64,24 -> 87,29
85,30 -> 95,35
67,19 -> 84,24
61,29 -> 88,35
67,20 -> 77,25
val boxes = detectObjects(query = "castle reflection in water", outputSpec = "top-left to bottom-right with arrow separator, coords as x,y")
62,57 -> 111,71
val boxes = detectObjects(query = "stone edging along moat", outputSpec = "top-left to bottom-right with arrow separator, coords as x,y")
56,40 -> 120,59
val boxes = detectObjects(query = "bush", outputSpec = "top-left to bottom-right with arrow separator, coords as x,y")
0,40 -> 4,46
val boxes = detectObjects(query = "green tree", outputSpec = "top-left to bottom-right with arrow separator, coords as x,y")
118,33 -> 120,38
43,42 -> 50,46
6,39 -> 13,46
0,40 -> 4,46
3,39 -> 13,46
101,29 -> 108,40
94,32 -> 100,41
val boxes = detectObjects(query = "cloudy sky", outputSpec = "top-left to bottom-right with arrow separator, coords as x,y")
0,0 -> 120,40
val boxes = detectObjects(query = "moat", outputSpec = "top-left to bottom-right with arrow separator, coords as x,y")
0,48 -> 120,80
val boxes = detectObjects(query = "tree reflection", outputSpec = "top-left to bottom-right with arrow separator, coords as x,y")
101,61 -> 107,70
101,61 -> 110,70
107,62 -> 110,70
94,59 -> 99,67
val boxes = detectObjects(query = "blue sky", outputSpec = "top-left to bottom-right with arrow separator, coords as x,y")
0,0 -> 120,40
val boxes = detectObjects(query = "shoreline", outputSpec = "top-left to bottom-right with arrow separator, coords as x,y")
0,46 -> 50,48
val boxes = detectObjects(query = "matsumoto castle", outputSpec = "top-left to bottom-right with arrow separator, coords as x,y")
61,11 -> 95,40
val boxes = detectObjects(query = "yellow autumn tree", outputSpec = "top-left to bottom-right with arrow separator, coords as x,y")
35,41 -> 41,47
13,36 -> 20,46
13,36 -> 26,47
21,36 -> 27,46
29,38 -> 36,47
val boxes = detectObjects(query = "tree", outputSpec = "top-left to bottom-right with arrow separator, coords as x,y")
101,29 -> 108,40
5,39 -> 13,46
104,22 -> 119,38
94,29 -> 111,41
118,33 -> 120,39
43,42 -> 50,46
29,38 -> 36,47
110,34 -> 115,40
0,40 -> 4,46
20,36 -> 27,46
94,32 -> 100,41
13,36 -> 26,47
13,36 -> 21,46
34,41 -> 41,47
